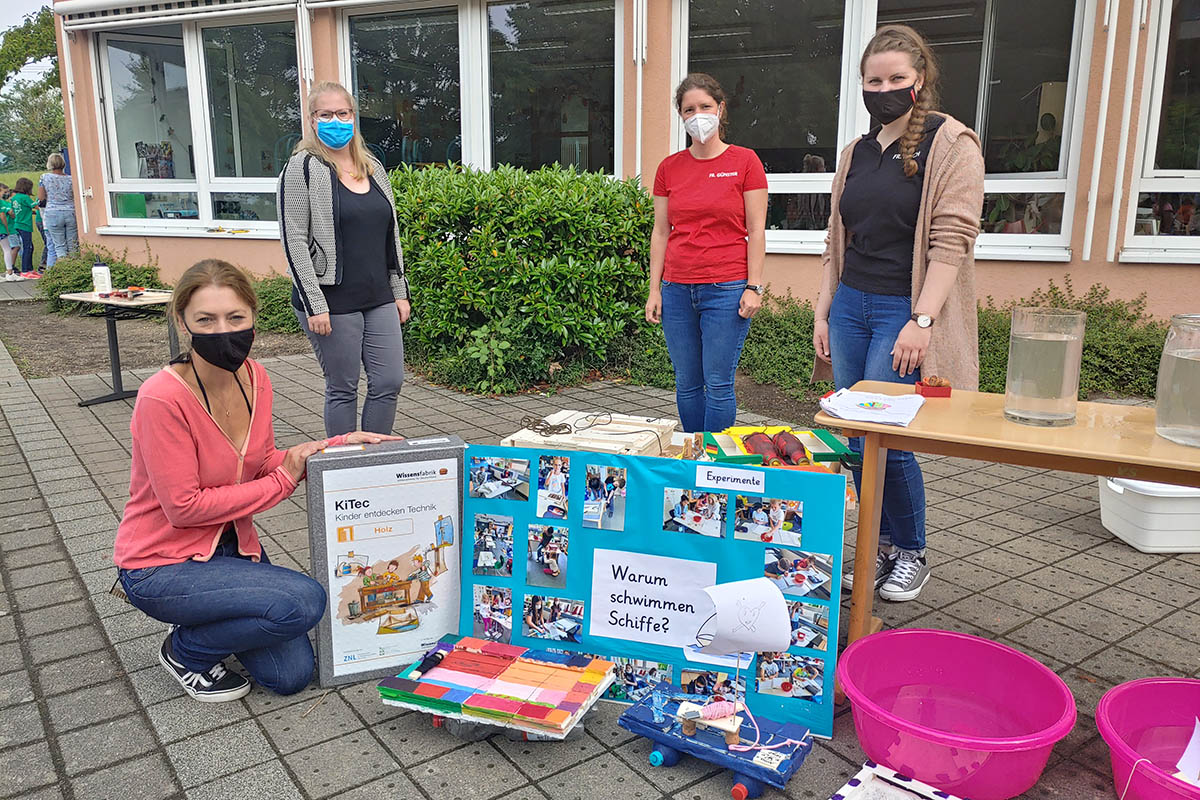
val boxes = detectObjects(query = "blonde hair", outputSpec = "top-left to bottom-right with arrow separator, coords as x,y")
861,24 -> 941,178
46,153 -> 66,171
293,80 -> 373,180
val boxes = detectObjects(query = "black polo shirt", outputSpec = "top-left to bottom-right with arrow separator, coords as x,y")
839,114 -> 945,296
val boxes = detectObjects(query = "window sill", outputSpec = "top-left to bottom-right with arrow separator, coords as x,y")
96,225 -> 280,240
765,239 -> 1074,261
973,243 -> 1072,262
1119,247 -> 1200,264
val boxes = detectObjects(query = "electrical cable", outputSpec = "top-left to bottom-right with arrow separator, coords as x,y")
519,412 -> 665,455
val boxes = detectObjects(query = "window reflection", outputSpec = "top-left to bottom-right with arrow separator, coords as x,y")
488,0 -> 615,172
1135,193 -> 1200,236
688,1 -> 844,174
981,193 -> 1064,234
766,193 -> 832,231
350,8 -> 462,169
1152,1 -> 1200,171
203,22 -> 300,179
105,33 -> 195,180
876,0 -> 1077,174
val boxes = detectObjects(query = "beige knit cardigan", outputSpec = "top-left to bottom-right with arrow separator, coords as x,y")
812,114 -> 985,391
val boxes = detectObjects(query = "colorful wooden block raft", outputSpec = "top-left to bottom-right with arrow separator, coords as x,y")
378,635 -> 615,734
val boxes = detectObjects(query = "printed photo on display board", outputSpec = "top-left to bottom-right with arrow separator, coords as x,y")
788,600 -> 830,651
734,495 -> 802,546
473,585 -> 512,643
679,667 -> 745,699
764,547 -> 834,600
756,652 -> 824,704
583,465 -> 627,530
662,487 -> 727,538
522,596 -> 585,643
468,456 -> 530,501
606,658 -> 672,702
527,524 -> 568,589
536,456 -> 570,519
472,513 -> 513,577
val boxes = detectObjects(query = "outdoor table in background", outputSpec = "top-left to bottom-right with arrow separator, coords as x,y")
816,380 -> 1200,649
59,290 -> 175,406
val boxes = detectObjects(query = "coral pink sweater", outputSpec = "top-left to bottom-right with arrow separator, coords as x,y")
114,360 -> 342,569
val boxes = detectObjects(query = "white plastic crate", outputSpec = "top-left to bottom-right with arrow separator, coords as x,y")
1098,476 -> 1200,553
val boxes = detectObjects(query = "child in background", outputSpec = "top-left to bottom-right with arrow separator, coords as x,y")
0,185 -> 20,281
34,201 -> 53,270
11,179 -> 38,278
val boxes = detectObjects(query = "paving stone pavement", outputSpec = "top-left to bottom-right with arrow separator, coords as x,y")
0,343 -> 1197,800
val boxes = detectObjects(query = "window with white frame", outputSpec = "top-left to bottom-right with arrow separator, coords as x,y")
343,0 -> 618,174
680,0 -> 1087,253
349,7 -> 462,169
97,18 -> 299,229
1127,0 -> 1200,250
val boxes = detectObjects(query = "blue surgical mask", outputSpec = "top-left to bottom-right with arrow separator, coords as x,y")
317,119 -> 354,150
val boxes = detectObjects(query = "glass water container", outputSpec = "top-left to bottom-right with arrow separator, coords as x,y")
1155,314 -> 1200,447
1003,307 -> 1087,427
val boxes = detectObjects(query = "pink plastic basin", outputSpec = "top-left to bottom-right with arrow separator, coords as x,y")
837,629 -> 1076,800
1096,678 -> 1200,800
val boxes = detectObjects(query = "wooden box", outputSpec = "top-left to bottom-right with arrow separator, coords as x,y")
500,409 -> 678,456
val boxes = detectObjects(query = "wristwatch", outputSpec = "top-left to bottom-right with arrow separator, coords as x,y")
911,313 -> 934,328
745,284 -> 765,295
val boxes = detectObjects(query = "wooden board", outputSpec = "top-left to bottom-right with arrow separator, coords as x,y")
501,409 -> 677,456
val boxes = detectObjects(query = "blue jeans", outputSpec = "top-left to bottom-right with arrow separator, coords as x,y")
44,208 -> 78,267
119,534 -> 327,695
660,279 -> 752,432
17,229 -> 33,273
828,282 -> 926,552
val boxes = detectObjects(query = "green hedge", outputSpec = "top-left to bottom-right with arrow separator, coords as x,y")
391,163 -> 653,393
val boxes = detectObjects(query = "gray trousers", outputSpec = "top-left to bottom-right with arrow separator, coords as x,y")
295,303 -> 405,437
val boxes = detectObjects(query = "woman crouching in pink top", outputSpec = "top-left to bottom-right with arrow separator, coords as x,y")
114,259 -> 398,703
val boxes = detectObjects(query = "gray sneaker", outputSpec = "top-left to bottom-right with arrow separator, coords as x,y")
841,547 -> 896,591
879,550 -> 931,602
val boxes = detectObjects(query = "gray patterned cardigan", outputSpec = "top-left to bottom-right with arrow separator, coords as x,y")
276,151 -> 409,317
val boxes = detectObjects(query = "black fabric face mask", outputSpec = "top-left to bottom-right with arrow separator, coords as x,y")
186,326 -> 255,372
863,84 -> 917,125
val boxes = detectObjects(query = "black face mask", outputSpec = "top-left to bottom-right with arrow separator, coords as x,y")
863,83 -> 917,125
186,325 -> 255,373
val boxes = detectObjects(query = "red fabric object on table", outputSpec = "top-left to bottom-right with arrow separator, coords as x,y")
771,431 -> 806,465
742,432 -> 782,466
415,683 -> 450,698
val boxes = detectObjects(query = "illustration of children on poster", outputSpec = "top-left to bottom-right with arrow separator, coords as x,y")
322,458 -> 460,676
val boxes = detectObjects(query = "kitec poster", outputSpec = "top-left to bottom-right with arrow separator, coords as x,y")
307,438 -> 466,686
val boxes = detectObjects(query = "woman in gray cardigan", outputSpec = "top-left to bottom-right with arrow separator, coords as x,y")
277,80 -> 411,437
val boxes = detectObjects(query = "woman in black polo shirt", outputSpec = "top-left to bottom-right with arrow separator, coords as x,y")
811,25 -> 984,603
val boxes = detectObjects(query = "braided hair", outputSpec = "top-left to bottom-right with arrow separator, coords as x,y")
860,24 -> 941,178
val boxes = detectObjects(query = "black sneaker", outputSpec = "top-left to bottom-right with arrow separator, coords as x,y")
159,633 -> 251,703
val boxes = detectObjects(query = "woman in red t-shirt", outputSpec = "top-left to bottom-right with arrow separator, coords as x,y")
645,73 -> 768,433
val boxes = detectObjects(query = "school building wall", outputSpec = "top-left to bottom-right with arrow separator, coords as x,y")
54,0 -> 1199,319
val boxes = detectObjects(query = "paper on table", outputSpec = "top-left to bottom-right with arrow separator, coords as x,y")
697,577 -> 790,655
819,388 -> 926,427
1176,717 -> 1200,785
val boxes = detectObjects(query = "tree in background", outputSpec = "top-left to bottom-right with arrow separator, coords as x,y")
0,7 -> 58,91
0,79 -> 66,169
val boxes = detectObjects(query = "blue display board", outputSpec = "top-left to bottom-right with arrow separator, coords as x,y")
460,445 -> 846,738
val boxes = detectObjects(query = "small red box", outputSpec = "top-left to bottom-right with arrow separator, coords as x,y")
916,380 -> 951,397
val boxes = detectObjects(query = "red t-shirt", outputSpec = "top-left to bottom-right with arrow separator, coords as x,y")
652,144 -> 768,283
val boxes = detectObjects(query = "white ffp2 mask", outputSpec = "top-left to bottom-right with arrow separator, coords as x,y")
683,113 -> 720,144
